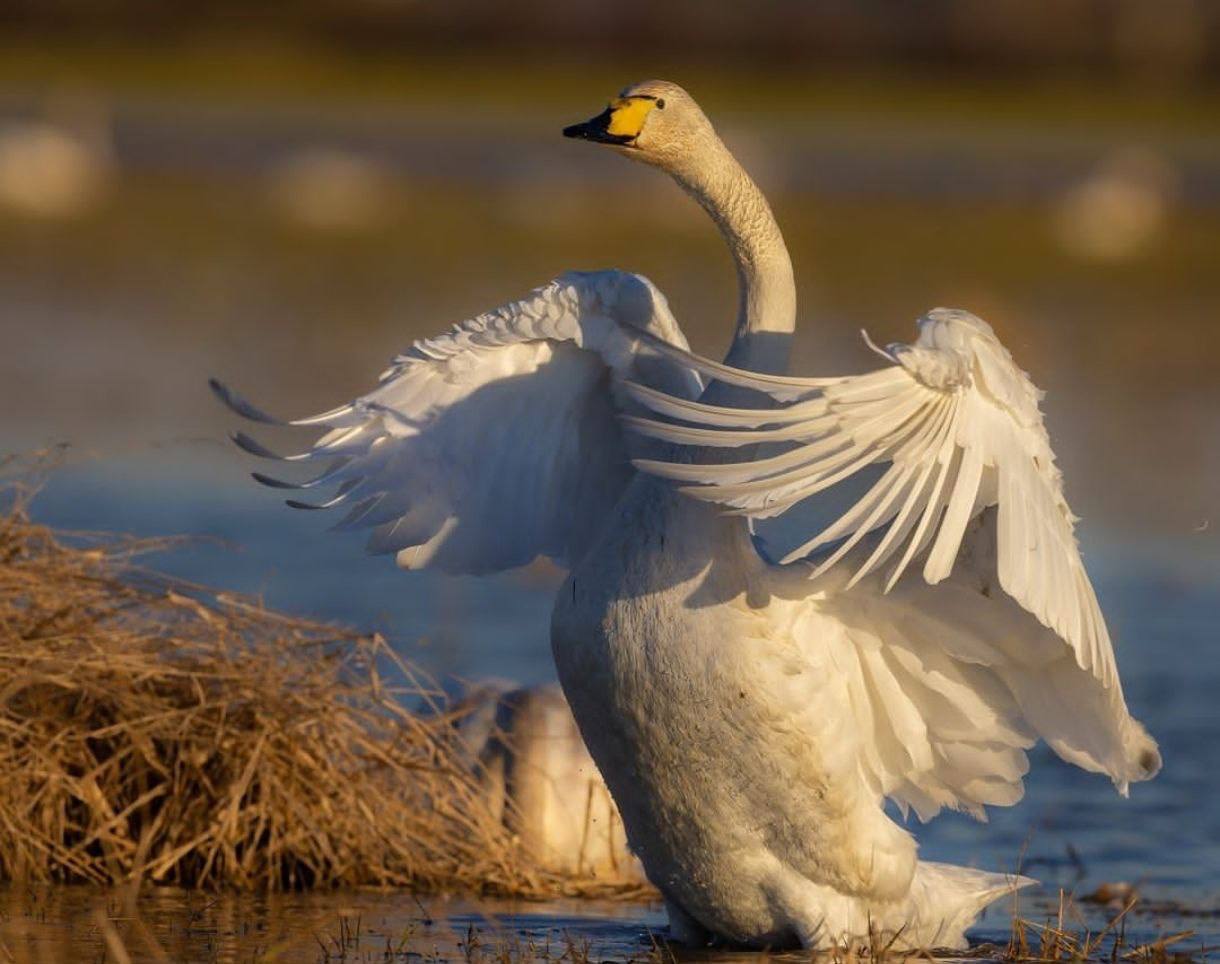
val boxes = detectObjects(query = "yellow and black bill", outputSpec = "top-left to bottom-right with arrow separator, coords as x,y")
563,95 -> 658,146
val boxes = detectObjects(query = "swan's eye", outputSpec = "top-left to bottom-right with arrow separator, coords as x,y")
656,99 -> 666,110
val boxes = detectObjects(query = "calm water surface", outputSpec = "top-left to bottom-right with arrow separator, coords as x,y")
0,882 -> 1215,962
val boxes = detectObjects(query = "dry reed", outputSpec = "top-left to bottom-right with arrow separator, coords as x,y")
0,459 -> 644,897
997,894 -> 1200,964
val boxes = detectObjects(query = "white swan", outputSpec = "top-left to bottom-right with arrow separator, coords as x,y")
453,681 -> 645,883
214,80 -> 1160,951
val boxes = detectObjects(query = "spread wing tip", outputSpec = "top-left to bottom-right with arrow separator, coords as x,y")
211,376 -> 355,428
251,471 -> 296,489
210,378 -> 284,425
230,430 -> 285,460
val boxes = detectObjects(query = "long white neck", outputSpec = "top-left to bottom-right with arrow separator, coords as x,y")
669,135 -> 795,376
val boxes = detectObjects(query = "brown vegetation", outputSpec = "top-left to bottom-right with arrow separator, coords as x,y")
0,460 -> 645,897
995,894 -> 1200,964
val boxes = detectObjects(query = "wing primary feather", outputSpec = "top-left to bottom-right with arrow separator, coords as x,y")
231,419 -> 380,462
287,402 -> 361,427
923,435 -> 985,584
284,477 -> 363,510
210,379 -> 286,425
1012,464 -> 1035,610
1065,558 -> 1084,653
328,495 -> 383,529
847,466 -> 934,588
807,399 -> 943,581
823,367 -> 916,404
251,457 -> 354,490
621,414 -> 834,447
779,398 -> 948,564
681,434 -> 877,505
883,403 -> 963,592
629,327 -> 844,398
252,471 -> 302,489
210,378 -> 355,427
640,430 -> 863,487
848,397 -> 957,586
996,465 -> 1021,597
230,431 -> 306,461
695,389 -> 944,513
685,397 -> 933,502
621,379 -> 829,427
799,460 -> 921,572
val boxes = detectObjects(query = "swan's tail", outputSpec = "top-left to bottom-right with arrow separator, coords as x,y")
908,861 -> 1036,949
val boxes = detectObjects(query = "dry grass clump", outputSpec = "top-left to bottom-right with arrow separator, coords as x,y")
966,889 -> 1204,964
999,904 -> 1199,964
0,463 -> 635,897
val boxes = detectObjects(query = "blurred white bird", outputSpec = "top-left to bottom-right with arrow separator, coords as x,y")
452,681 -> 645,883
215,80 -> 1159,951
267,147 -> 397,232
0,98 -> 112,219
1054,147 -> 1178,262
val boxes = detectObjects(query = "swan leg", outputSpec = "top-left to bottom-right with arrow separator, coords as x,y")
663,895 -> 711,947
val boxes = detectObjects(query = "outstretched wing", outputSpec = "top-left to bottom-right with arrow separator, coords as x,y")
214,270 -> 701,575
630,307 -> 1112,685
627,307 -> 1159,811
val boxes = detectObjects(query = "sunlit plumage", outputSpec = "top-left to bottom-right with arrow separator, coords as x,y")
215,80 -> 1159,951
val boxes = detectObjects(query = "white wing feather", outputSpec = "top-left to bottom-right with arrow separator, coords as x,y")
628,306 -> 1160,813
631,307 -> 1115,686
214,270 -> 701,574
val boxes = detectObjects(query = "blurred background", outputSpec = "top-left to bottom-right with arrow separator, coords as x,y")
0,0 -> 1218,909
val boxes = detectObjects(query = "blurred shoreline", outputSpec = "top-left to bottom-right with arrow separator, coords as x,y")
1,41 -> 1219,127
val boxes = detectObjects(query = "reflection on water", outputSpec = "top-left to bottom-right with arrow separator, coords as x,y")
0,884 -> 1215,963
0,887 -> 665,963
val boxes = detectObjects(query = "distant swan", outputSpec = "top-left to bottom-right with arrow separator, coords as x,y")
453,681 -> 644,883
214,80 -> 1159,951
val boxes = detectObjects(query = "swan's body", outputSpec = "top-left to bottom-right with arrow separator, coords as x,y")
215,81 -> 1159,950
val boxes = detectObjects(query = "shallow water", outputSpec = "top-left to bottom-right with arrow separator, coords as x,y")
0,883 -> 1214,963
0,887 -> 664,963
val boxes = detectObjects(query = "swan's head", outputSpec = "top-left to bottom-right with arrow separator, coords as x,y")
563,80 -> 714,172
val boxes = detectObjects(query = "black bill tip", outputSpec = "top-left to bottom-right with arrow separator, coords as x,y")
562,107 -> 634,145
